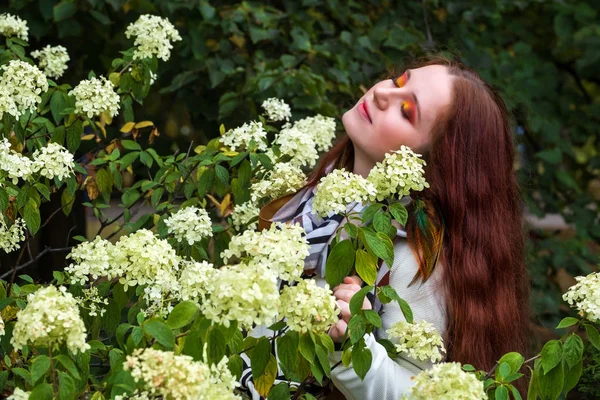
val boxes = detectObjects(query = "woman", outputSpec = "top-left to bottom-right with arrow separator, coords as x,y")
244,56 -> 530,399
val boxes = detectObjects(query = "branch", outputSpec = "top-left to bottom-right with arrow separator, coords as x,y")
1,246 -> 73,281
421,0 -> 434,48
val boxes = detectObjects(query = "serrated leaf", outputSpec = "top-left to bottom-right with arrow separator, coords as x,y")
298,333 -> 315,364
54,354 -> 80,380
389,202 -> 408,226
144,318 -> 175,350
556,317 -> 579,329
361,228 -> 394,268
166,301 -> 199,329
563,334 -> 584,369
24,198 -> 41,235
250,338 -> 271,380
31,355 -> 51,384
325,240 -> 356,287
351,339 -> 372,380
355,249 -> 377,285
540,340 -> 562,374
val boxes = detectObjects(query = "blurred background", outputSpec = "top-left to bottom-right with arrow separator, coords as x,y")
1,0 -> 599,396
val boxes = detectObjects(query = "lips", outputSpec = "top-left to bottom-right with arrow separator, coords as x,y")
358,101 -> 372,123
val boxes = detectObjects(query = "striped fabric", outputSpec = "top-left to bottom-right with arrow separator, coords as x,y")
240,186 -> 408,399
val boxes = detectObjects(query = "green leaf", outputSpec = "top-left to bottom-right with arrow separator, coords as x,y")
277,333 -> 298,374
556,317 -> 579,329
540,340 -> 563,374
24,198 -> 41,235
29,383 -> 54,400
528,367 -> 539,400
268,383 -> 291,400
562,334 -> 584,369
351,338 -> 372,380
325,239 -> 356,287
144,318 -> 175,350
121,140 -> 142,151
380,286 -> 413,323
50,91 -> 68,124
54,354 -> 80,380
348,314 -> 366,344
298,333 -> 315,364
361,203 -> 384,223
0,189 -> 8,211
31,355 -> 51,384
495,385 -> 509,400
355,249 -> 377,285
349,285 -> 374,315
166,301 -> 198,329
497,352 -> 524,374
215,164 -> 230,184
363,310 -> 382,328
361,228 -> 394,268
96,167 -> 113,194
121,189 -> 140,207
584,324 -> 600,350
510,385 -> 523,400
250,338 -> 271,380
562,358 -> 582,395
373,212 -> 391,233
53,2 -> 77,21
389,202 -> 408,226
66,119 -> 83,153
207,328 -> 226,365
537,360 -> 564,400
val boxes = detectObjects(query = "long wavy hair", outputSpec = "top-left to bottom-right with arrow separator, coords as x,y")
307,56 -> 531,384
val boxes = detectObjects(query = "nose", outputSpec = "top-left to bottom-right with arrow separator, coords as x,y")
373,86 -> 399,110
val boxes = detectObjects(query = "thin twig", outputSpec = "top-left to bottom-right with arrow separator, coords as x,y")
1,247 -> 73,280
421,0 -> 434,47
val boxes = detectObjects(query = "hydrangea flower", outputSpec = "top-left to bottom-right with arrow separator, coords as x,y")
0,217 -> 26,253
0,13 -> 28,41
563,272 -> 600,323
0,60 -> 48,118
65,236 -> 114,285
386,320 -> 446,362
250,162 -> 306,202
312,168 -> 377,217
164,206 -> 213,245
125,15 -> 182,61
273,122 -> 319,167
69,76 -> 120,118
7,388 -> 29,400
79,286 -> 109,317
400,362 -> 486,400
230,201 -> 260,231
261,98 -> 291,122
11,285 -> 90,354
294,115 -> 337,152
221,121 -> 267,152
279,279 -> 339,333
367,146 -> 429,201
178,260 -> 215,303
221,222 -> 309,282
123,348 -> 240,400
202,262 -> 279,330
0,138 -> 34,183
31,142 -> 75,181
0,84 -> 19,119
30,45 -> 70,79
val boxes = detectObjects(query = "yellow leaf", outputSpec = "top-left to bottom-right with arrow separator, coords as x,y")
153,214 -> 161,226
134,121 -> 154,129
219,124 -> 226,136
206,194 -> 221,209
229,34 -> 246,48
254,354 -> 278,398
194,145 -> 207,154
220,193 -> 231,216
222,151 -> 239,157
95,121 -> 107,138
81,134 -> 96,141
120,122 -> 135,133
108,72 -> 120,87
102,110 -> 113,125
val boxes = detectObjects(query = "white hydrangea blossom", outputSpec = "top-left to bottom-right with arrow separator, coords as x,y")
401,362 -> 486,400
221,222 -> 309,282
178,260 -> 215,303
202,263 -> 279,330
69,76 -> 120,118
261,98 -> 291,122
0,60 -> 48,118
294,115 -> 337,152
31,142 -> 75,181
273,122 -> 319,167
312,168 -> 377,217
386,320 -> 446,362
124,15 -> 182,61
11,285 -> 90,354
30,45 -> 70,79
250,162 -> 306,202
79,286 -> 109,317
123,348 -> 240,400
279,279 -> 339,334
231,201 -> 260,231
164,206 -> 213,245
0,13 -> 28,41
115,391 -> 152,400
0,84 -> 19,119
367,145 -> 429,201
0,138 -> 34,184
7,388 -> 29,400
221,121 -> 267,152
0,315 -> 4,336
65,236 -> 114,285
563,272 -> 600,323
0,217 -> 26,253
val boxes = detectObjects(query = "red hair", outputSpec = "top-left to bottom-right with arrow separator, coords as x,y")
308,56 -> 530,388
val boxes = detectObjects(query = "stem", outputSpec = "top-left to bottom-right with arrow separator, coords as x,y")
119,61 -> 134,75
0,247 -> 73,280
49,347 -> 58,395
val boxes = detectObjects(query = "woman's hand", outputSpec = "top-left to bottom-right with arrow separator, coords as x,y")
328,275 -> 372,343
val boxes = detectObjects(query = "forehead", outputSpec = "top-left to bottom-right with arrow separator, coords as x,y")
408,65 -> 454,127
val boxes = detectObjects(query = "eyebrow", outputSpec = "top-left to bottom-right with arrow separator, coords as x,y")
406,69 -> 422,125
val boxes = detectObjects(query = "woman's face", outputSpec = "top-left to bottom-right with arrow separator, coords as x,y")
342,65 -> 454,172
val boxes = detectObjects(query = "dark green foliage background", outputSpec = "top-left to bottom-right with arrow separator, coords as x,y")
3,0 -> 599,359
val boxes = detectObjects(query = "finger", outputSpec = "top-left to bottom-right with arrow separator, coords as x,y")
344,275 -> 363,286
336,299 -> 351,323
328,319 -> 348,343
334,288 -> 365,304
333,282 -> 362,293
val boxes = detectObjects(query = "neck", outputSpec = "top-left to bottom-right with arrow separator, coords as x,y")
352,145 -> 375,178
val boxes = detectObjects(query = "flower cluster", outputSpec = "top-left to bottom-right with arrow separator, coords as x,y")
202,263 -> 279,330
0,139 -> 33,184
250,162 -> 306,202
273,122 -> 319,167
69,76 -> 120,118
31,45 -> 70,79
367,146 -> 429,201
31,142 -> 74,181
65,236 -> 113,285
79,286 -> 109,317
221,121 -> 268,152
386,320 -> 446,362
0,60 -> 48,119
293,115 -> 337,152
164,206 -> 213,245
261,98 -> 291,122
0,13 -> 28,41
230,201 -> 260,231
178,260 -> 215,303
11,285 -> 90,354
279,279 -> 339,333
7,388 -> 29,400
312,168 -> 377,217
563,272 -> 600,323
123,348 -> 240,400
401,362 -> 486,400
124,15 -> 182,61
222,222 -> 309,282
0,217 -> 26,253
